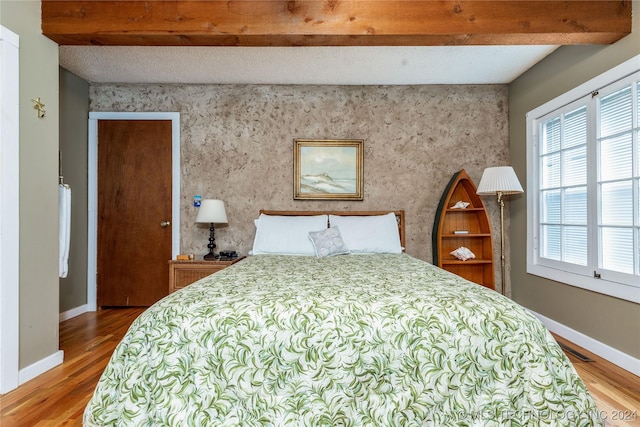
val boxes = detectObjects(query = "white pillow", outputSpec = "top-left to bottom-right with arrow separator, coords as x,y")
252,214 -> 328,255
328,213 -> 402,254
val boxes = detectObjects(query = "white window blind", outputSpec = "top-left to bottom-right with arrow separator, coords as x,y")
598,84 -> 637,277
539,104 -> 588,267
527,55 -> 640,303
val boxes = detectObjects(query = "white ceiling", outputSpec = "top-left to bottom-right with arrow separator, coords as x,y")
59,45 -> 559,85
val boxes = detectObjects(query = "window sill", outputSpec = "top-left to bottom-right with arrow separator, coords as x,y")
526,263 -> 640,304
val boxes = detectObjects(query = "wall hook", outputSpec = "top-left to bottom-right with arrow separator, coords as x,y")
31,97 -> 46,118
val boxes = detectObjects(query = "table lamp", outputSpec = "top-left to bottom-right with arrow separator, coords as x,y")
195,199 -> 228,260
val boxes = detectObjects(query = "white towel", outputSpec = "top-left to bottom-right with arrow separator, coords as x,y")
59,184 -> 71,278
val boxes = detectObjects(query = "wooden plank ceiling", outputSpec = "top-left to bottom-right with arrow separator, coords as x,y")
42,1 -> 631,47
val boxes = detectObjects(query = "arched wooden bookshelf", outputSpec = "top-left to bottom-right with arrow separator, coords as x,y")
432,169 -> 495,290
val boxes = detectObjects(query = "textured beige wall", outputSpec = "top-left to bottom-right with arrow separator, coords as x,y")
509,1 -> 640,358
90,84 -> 510,289
1,1 -> 60,368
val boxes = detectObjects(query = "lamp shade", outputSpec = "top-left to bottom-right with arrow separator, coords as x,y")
195,199 -> 228,224
476,166 -> 524,196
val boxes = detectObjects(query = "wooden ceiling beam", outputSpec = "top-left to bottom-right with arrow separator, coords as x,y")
41,1 -> 632,47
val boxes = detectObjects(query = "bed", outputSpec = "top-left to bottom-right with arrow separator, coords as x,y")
84,210 -> 602,426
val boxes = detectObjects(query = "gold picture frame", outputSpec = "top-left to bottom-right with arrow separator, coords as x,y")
294,139 -> 364,200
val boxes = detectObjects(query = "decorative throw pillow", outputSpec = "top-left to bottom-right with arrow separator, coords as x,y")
308,227 -> 350,258
450,246 -> 476,261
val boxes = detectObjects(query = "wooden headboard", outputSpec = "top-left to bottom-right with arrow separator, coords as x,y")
259,210 -> 405,248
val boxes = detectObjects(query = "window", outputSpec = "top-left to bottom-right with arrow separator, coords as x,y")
527,55 -> 640,303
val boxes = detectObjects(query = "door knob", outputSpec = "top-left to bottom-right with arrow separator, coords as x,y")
160,220 -> 171,228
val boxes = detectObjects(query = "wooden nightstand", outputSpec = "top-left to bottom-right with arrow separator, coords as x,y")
168,256 -> 245,293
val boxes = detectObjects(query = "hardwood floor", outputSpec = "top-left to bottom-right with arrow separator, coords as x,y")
1,308 -> 639,426
0,308 -> 145,426
553,335 -> 640,427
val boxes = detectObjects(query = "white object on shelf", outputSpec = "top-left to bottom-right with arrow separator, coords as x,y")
450,246 -> 476,261
451,201 -> 470,209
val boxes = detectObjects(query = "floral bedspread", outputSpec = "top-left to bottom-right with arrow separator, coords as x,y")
84,254 -> 602,426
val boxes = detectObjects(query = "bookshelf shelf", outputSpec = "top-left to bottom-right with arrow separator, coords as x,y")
432,169 -> 495,290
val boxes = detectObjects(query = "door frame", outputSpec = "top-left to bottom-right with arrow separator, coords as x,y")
0,25 -> 20,394
88,112 -> 180,311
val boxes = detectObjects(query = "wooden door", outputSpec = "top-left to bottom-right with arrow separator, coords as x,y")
97,120 -> 172,307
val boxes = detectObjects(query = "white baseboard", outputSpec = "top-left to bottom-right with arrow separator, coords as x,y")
15,305 -> 90,389
531,310 -> 640,377
59,304 -> 89,322
18,350 -> 64,386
